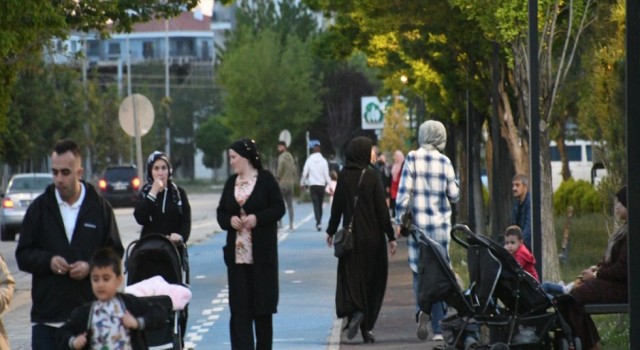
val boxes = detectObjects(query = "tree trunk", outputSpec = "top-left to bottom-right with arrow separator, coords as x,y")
540,132 -> 561,281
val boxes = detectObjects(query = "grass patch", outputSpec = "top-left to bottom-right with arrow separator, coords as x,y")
449,212 -> 628,347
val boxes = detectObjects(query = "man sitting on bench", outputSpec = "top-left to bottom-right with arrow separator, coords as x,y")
559,186 -> 628,350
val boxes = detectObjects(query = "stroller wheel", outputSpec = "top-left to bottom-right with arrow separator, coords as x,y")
560,336 -> 582,350
464,341 -> 479,350
489,343 -> 510,350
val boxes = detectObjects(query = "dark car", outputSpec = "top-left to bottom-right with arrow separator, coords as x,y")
98,165 -> 141,207
1,173 -> 52,241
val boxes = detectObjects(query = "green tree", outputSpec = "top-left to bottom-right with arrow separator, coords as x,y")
379,96 -> 411,155
217,29 -> 321,158
195,117 -> 231,174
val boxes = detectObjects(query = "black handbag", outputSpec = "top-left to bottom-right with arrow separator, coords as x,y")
334,169 -> 366,258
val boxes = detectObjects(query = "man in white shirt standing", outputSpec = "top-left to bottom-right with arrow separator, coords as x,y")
15,139 -> 124,350
300,141 -> 331,231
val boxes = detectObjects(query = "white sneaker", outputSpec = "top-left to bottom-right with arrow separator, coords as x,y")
432,334 -> 444,341
417,311 -> 429,340
563,282 -> 575,294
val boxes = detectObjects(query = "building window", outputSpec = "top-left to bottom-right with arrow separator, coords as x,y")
143,42 -> 154,58
109,43 -> 121,55
87,40 -> 100,56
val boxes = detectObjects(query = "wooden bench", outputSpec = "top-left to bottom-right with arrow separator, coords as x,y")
584,303 -> 629,315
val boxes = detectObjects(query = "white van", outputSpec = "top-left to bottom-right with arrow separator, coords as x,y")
549,140 -> 607,190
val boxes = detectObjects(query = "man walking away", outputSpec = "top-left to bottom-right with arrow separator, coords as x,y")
300,142 -> 331,231
277,141 -> 297,230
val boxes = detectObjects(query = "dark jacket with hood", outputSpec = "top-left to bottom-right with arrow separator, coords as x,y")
56,293 -> 167,350
16,182 -> 123,323
134,151 -> 191,241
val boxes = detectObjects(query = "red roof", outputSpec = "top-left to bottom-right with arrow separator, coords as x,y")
133,11 -> 211,32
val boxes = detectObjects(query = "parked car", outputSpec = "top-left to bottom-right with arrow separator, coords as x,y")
98,165 -> 141,207
1,173 -> 52,241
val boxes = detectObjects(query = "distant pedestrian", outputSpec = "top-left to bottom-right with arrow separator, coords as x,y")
326,136 -> 397,343
56,247 -> 167,350
277,141 -> 297,230
217,138 -> 285,350
389,150 -> 405,218
326,170 -> 338,205
300,142 -> 331,231
16,139 -> 124,350
0,254 -> 15,350
511,174 -> 532,250
395,120 -> 459,342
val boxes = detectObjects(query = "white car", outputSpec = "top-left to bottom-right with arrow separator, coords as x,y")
1,173 -> 51,241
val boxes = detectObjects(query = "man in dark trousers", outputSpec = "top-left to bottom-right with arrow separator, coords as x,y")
300,142 -> 331,231
16,139 -> 124,350
511,173 -> 532,250
277,141 -> 297,230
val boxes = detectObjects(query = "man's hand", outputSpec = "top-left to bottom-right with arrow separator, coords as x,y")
68,261 -> 90,280
50,256 -> 70,275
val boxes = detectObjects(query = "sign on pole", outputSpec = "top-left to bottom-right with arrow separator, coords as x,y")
361,96 -> 386,130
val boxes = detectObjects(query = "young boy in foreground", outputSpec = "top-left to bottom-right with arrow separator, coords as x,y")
57,247 -> 167,350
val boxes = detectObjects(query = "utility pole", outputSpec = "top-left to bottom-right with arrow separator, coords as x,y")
165,18 -> 171,158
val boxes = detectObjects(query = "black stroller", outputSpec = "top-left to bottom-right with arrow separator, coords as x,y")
415,224 -> 581,349
125,234 -> 190,350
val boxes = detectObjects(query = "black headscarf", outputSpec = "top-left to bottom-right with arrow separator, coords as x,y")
344,136 -> 373,169
141,151 -> 182,212
229,138 -> 263,170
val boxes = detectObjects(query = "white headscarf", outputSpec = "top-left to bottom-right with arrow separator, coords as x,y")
418,120 -> 447,152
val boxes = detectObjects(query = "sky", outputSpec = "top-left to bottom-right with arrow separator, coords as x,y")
195,0 -> 214,16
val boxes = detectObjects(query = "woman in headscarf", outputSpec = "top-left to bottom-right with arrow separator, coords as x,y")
395,120 -> 459,342
326,136 -> 397,343
389,150 -> 405,218
560,186 -> 628,350
217,138 -> 285,350
134,150 -> 191,244
133,150 -> 192,343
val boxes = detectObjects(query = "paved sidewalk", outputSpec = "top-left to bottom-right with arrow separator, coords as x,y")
337,236 -> 444,349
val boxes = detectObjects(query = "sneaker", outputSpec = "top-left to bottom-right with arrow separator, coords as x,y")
563,282 -> 575,294
289,224 -> 294,230
316,224 -> 322,231
416,311 -> 429,340
432,334 -> 444,341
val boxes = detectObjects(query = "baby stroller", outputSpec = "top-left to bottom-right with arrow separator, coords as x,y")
414,224 -> 581,349
125,234 -> 190,350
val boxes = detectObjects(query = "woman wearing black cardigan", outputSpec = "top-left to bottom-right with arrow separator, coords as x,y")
326,136 -> 397,343
217,138 -> 285,350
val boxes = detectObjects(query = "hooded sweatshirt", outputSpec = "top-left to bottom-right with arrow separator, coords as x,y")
300,152 -> 331,187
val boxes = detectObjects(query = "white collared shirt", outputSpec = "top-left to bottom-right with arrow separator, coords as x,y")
55,183 -> 86,243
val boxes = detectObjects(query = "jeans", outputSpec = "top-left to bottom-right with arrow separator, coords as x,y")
413,271 -> 447,334
542,281 -> 565,299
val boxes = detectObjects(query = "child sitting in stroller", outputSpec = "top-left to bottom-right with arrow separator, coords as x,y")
57,248 -> 167,350
504,225 -> 539,281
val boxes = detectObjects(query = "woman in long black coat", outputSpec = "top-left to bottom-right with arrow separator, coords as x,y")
326,136 -> 397,343
217,138 -> 285,350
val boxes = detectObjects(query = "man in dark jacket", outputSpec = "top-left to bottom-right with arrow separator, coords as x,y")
15,139 -> 124,350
